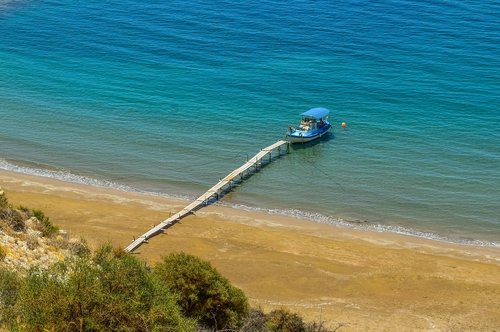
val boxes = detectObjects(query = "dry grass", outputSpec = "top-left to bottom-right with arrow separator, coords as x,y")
0,244 -> 6,261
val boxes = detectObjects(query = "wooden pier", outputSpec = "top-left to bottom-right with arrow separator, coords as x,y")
124,140 -> 289,253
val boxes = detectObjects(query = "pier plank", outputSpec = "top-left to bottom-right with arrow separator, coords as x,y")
125,140 -> 288,252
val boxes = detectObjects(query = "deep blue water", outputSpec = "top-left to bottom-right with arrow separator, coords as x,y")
1,0 -> 499,245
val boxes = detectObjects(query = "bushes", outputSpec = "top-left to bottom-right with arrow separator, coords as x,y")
2,247 -> 251,331
87,244 -> 184,331
240,308 -> 270,332
0,190 -> 26,232
0,189 -> 332,330
240,308 -> 336,332
0,190 -> 8,210
0,208 -> 26,232
0,206 -> 58,236
240,308 -> 306,332
2,245 -> 195,332
267,309 -> 306,332
0,196 -> 57,236
0,268 -> 21,326
32,209 -> 59,237
0,244 -> 332,332
155,252 -> 249,331
215,307 -> 335,332
67,237 -> 91,257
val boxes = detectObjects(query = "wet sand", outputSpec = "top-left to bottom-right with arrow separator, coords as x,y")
1,169 -> 499,331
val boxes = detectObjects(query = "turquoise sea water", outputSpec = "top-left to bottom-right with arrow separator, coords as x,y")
1,1 -> 499,246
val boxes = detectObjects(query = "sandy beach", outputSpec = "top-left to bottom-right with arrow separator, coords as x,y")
1,169 -> 499,331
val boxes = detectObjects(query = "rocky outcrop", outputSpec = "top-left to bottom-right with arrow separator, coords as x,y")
0,186 -> 88,273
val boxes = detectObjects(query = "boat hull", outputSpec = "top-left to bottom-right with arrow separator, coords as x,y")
287,124 -> 332,144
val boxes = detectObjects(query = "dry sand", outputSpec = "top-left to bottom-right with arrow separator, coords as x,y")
1,169 -> 499,331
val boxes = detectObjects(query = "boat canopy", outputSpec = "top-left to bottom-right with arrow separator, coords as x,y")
301,107 -> 330,120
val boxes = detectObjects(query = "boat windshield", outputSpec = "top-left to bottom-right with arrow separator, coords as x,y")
302,116 -> 325,122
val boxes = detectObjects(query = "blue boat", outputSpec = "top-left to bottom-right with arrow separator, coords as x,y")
287,108 -> 332,143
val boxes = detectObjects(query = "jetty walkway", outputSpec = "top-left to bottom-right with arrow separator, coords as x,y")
124,140 -> 289,253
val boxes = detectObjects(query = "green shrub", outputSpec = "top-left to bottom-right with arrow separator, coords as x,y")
267,309 -> 306,332
6,244 -> 195,332
241,308 -> 271,332
0,243 -> 328,332
305,320 -> 337,332
68,238 -> 91,257
0,268 -> 21,326
16,266 -> 69,331
154,252 -> 249,331
240,308 -> 337,332
0,208 -> 26,232
0,192 -> 28,232
0,190 -> 8,210
18,205 -> 31,214
32,209 -> 59,237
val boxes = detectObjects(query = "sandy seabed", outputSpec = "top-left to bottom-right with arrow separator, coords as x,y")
1,169 -> 499,331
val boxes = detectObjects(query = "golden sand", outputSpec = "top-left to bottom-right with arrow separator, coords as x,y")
1,170 -> 499,331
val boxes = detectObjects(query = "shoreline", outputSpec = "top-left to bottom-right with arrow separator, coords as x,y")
1,160 -> 498,249
1,169 -> 499,330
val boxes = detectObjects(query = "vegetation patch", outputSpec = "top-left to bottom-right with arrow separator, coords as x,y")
0,190 -> 8,210
0,188 -> 339,331
155,252 -> 249,331
32,209 -> 59,238
0,245 -> 6,261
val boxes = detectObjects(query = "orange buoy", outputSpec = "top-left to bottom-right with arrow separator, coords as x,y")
341,122 -> 347,128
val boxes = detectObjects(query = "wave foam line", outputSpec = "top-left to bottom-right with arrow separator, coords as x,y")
2,159 -> 499,249
219,202 -> 500,249
0,159 -> 192,201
